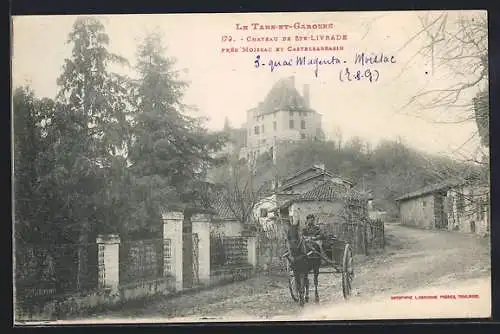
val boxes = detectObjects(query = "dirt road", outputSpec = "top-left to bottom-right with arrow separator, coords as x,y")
84,223 -> 491,322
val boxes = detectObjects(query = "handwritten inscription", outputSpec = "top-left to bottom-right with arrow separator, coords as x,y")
339,67 -> 380,83
354,52 -> 396,66
255,54 -> 343,77
219,21 -> 398,83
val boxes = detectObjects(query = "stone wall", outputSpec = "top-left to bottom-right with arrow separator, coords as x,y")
15,211 -> 259,323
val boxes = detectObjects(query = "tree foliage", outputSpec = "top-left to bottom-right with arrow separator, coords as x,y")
13,87 -> 43,241
473,90 -> 489,147
210,138 -> 483,221
13,18 -> 227,244
210,152 -> 274,224
127,32 -> 225,224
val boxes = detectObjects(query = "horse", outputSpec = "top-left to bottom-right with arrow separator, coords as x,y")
286,223 -> 323,306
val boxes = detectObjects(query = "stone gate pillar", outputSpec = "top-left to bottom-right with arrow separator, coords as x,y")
162,211 -> 184,291
96,234 -> 120,294
192,213 -> 211,284
246,235 -> 258,270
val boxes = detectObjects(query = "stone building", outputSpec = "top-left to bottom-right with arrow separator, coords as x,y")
395,178 -> 490,235
253,164 -> 354,230
239,76 -> 324,161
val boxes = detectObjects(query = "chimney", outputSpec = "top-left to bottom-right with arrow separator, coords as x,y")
303,84 -> 310,108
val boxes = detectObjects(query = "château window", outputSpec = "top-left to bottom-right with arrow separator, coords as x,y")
254,126 -> 259,135
301,120 -> 306,129
301,133 -> 306,139
273,121 -> 277,131
289,120 -> 294,129
289,111 -> 294,116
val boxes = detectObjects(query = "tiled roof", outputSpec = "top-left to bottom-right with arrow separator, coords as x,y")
208,190 -> 241,220
280,180 -> 368,208
258,77 -> 312,115
282,165 -> 326,184
279,165 -> 353,191
394,178 -> 466,202
298,181 -> 348,201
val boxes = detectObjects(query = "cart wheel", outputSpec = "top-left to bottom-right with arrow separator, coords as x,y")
342,243 -> 354,299
286,259 -> 299,302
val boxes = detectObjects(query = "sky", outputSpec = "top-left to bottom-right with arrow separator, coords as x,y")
12,11 -> 488,159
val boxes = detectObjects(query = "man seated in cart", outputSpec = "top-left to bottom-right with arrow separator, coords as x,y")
302,214 -> 329,258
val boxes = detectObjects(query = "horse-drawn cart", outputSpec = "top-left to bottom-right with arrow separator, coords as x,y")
282,235 -> 354,301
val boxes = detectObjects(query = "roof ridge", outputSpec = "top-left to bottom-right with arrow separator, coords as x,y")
394,178 -> 469,201
278,178 -> 367,209
283,165 -> 325,181
257,77 -> 310,115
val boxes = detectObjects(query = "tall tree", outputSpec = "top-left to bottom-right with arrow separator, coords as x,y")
13,87 -> 43,241
45,17 -> 132,241
473,90 -> 489,149
128,32 -> 225,223
56,17 -> 131,163
28,17 -> 134,289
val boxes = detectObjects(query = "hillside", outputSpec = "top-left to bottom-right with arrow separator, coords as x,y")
237,138 -> 486,219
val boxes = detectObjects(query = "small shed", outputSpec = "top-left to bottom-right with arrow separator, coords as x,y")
279,180 -> 372,253
208,190 -> 245,237
395,179 -> 465,230
395,177 -> 489,235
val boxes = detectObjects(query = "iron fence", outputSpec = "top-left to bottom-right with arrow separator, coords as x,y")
15,242 -> 99,306
319,219 -> 385,255
367,218 -> 385,249
257,234 -> 288,272
119,238 -> 164,285
210,235 -> 248,268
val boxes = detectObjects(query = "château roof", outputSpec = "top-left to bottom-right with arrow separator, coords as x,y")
255,76 -> 313,115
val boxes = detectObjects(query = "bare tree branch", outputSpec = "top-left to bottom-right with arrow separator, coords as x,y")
386,12 -> 489,164
396,12 -> 487,113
